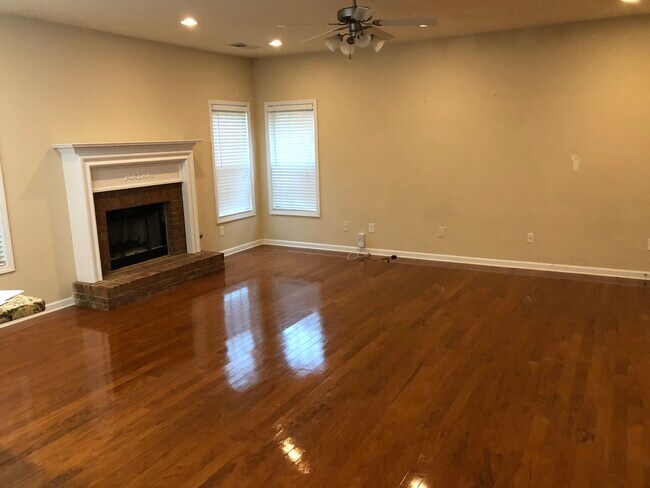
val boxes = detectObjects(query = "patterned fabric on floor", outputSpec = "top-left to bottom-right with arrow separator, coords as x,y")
0,295 -> 45,324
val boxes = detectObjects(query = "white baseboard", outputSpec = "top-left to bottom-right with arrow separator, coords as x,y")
47,296 -> 76,312
263,239 -> 358,254
0,296 -> 75,330
222,239 -> 264,257
1,238 -> 645,333
262,239 -> 649,281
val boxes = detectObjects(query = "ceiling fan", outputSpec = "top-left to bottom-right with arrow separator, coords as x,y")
278,0 -> 437,58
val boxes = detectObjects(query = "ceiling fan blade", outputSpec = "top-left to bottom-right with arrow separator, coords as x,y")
301,26 -> 347,44
366,27 -> 394,41
351,6 -> 374,22
278,23 -> 342,28
373,17 -> 437,27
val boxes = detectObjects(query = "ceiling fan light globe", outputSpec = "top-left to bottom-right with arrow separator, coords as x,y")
371,36 -> 386,52
340,43 -> 355,56
355,32 -> 372,48
325,34 -> 343,52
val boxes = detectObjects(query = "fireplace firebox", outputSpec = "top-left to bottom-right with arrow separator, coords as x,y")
94,183 -> 187,276
107,203 -> 168,270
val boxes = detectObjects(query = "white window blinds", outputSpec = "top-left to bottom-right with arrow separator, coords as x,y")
0,224 -> 7,267
0,164 -> 15,274
266,101 -> 320,217
211,102 -> 255,223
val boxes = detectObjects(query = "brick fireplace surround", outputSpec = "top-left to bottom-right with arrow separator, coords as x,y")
94,183 -> 187,275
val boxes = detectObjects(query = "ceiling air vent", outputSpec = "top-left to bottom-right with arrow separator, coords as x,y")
228,42 -> 260,50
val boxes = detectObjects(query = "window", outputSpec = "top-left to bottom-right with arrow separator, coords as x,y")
210,101 -> 255,223
0,163 -> 15,274
265,100 -> 320,217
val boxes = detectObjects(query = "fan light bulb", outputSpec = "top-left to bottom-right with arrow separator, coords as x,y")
340,42 -> 355,56
355,32 -> 372,48
325,34 -> 344,52
371,36 -> 385,53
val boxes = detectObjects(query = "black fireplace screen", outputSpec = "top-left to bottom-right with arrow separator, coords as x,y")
107,203 -> 168,270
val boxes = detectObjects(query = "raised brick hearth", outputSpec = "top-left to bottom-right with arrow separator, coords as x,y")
73,252 -> 224,311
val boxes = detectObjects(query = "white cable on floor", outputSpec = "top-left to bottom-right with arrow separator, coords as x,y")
346,248 -> 392,262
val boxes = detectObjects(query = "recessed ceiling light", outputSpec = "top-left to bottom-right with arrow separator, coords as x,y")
621,0 -> 640,3
269,39 -> 283,47
419,24 -> 428,27
181,18 -> 198,27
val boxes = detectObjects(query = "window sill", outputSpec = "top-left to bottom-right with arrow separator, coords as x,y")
270,210 -> 320,218
217,211 -> 256,224
0,263 -> 16,275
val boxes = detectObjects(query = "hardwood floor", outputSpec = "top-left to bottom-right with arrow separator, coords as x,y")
0,246 -> 648,487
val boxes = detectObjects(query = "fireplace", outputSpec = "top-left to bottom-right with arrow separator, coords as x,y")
107,203 -> 168,270
55,141 -> 225,310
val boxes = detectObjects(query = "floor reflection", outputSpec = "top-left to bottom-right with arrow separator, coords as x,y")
281,311 -> 325,377
224,286 -> 260,391
82,328 -> 115,407
275,425 -> 310,474
223,278 -> 325,390
405,475 -> 428,488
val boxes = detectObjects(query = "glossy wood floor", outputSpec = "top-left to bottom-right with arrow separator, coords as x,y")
1,247 -> 649,487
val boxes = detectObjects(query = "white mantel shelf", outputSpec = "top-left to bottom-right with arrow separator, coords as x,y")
53,140 -> 202,150
54,140 -> 202,284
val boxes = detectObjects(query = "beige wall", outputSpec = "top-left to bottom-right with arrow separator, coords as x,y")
0,15 -> 260,303
0,14 -> 648,305
253,15 -> 650,272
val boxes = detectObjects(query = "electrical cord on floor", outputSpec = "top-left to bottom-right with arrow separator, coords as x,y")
346,248 -> 396,263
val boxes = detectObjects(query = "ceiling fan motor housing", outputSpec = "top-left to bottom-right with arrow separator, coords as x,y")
337,7 -> 359,24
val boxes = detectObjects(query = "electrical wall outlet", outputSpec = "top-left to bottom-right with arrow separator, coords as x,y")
527,232 -> 535,244
357,232 -> 366,249
438,226 -> 446,238
219,226 -> 225,237
343,221 -> 349,232
368,223 -> 375,233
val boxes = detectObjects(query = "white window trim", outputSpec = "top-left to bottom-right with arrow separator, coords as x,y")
0,163 -> 15,275
264,99 -> 321,218
208,99 -> 257,224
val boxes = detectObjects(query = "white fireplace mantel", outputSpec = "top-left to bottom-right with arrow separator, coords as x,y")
54,140 -> 202,283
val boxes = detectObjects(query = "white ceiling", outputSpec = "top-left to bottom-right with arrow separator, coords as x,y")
0,0 -> 648,57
